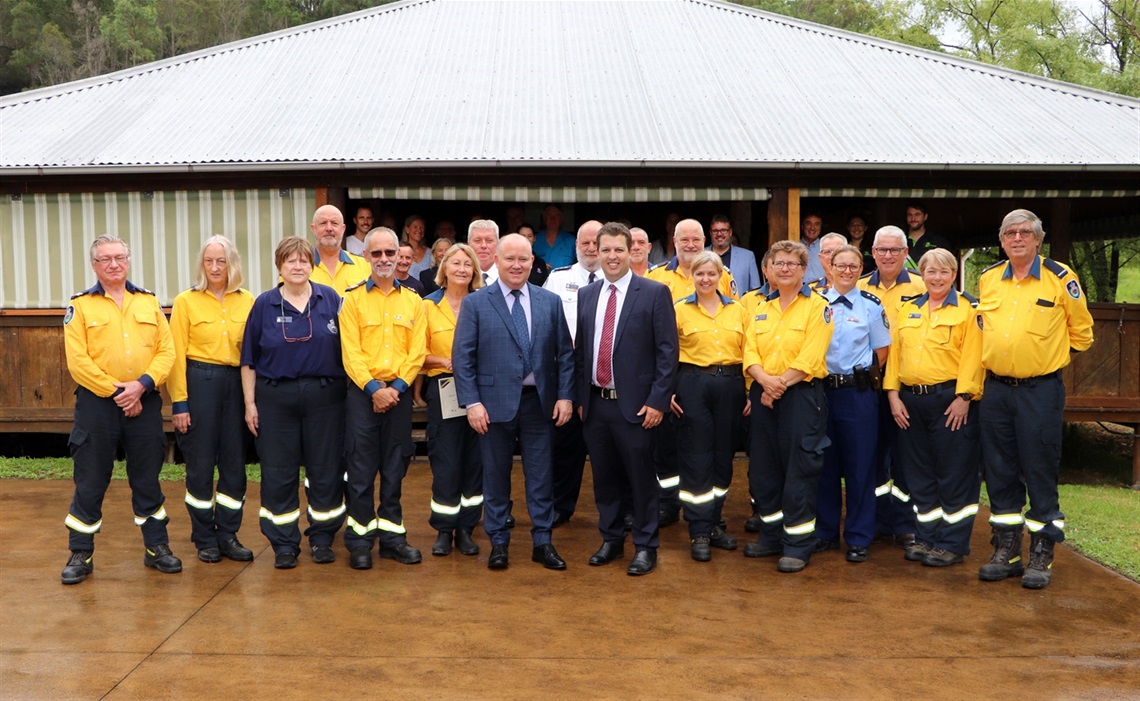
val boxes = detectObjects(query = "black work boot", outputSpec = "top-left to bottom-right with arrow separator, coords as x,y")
61,550 -> 94,585
978,525 -> 1024,582
144,544 -> 183,573
1021,532 -> 1055,590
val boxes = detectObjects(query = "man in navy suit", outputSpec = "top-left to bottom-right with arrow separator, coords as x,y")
453,232 -> 575,571
575,223 -> 678,576
707,214 -> 761,294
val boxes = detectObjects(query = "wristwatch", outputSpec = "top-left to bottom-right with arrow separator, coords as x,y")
957,392 -> 971,401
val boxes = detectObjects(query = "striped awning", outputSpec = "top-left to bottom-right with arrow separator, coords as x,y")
348,186 -> 769,202
801,188 -> 1140,198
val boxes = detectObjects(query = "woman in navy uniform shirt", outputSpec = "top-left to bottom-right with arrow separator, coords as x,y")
241,236 -> 348,569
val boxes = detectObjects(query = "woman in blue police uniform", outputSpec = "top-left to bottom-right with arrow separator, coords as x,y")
241,236 -> 347,569
669,251 -> 747,562
169,235 -> 255,564
814,245 -> 891,563
884,248 -> 984,567
422,243 -> 485,557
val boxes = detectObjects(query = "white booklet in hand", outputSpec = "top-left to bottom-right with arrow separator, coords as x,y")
437,376 -> 467,420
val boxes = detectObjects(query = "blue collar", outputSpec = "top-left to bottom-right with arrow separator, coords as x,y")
1001,256 -> 1042,280
314,245 -> 357,265
85,280 -> 145,295
912,288 -> 959,308
680,292 -> 735,306
364,277 -> 403,292
765,283 -> 814,301
867,268 -> 914,287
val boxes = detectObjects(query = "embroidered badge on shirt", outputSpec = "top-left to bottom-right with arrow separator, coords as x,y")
327,318 -> 338,334
882,311 -> 891,329
976,314 -> 983,330
63,306 -> 75,325
1066,279 -> 1081,299
823,307 -> 833,324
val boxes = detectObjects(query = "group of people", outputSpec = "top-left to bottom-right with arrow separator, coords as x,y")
60,203 -> 1092,590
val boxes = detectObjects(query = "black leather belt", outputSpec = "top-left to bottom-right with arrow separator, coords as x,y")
187,359 -> 238,372
591,386 -> 618,400
678,363 -> 742,377
824,373 -> 857,389
900,379 -> 956,395
987,369 -> 1061,387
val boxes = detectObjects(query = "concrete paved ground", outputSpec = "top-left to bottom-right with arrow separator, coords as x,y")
1,461 -> 1137,700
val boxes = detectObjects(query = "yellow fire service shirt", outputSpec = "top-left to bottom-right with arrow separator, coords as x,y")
743,285 -> 833,380
339,278 -> 427,395
64,282 -> 175,397
422,291 -> 460,379
308,248 -> 371,296
167,287 -> 255,412
673,293 -> 747,367
883,289 -> 984,399
858,268 -> 927,326
976,256 -> 1093,378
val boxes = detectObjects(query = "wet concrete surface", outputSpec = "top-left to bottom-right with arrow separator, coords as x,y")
1,461 -> 1137,700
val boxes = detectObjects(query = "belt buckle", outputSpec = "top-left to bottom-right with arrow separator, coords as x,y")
599,386 -> 617,400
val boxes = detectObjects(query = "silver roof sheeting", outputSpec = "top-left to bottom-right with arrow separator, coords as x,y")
2,0 -> 1138,174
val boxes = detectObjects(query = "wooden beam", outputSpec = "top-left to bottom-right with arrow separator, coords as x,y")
315,187 -> 330,208
767,188 -> 788,249
788,187 -> 800,242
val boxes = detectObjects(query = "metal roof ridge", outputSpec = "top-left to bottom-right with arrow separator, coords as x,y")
0,0 -> 436,106
685,0 -> 1140,109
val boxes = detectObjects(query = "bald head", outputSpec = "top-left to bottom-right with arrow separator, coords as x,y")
311,205 -> 346,253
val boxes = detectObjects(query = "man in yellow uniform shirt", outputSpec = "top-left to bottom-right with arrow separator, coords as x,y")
976,209 -> 1094,590
61,235 -> 180,584
858,225 -> 928,548
339,227 -> 428,569
646,218 -> 736,526
307,204 -> 371,295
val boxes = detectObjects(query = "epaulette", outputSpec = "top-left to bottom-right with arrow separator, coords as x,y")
858,271 -> 875,280
859,289 -> 882,306
70,289 -> 95,300
647,262 -> 667,273
424,288 -> 445,304
1042,258 -> 1068,279
980,260 -> 1005,274
345,280 -> 367,293
550,265 -> 573,273
899,294 -> 921,303
961,291 -> 979,307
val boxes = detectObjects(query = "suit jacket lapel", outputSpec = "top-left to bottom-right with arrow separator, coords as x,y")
614,277 -> 639,347
489,286 -> 525,350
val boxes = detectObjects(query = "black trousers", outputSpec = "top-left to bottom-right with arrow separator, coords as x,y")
874,394 -> 916,536
898,388 -> 981,554
980,373 -> 1066,542
175,361 -> 248,549
425,374 -> 483,533
748,381 -> 830,560
582,393 -> 660,550
655,419 -> 680,511
255,376 -> 346,555
344,385 -> 416,550
675,372 -> 744,539
66,388 -> 169,550
551,412 -> 588,519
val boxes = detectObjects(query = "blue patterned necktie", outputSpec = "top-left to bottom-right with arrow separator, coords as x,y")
510,289 -> 533,377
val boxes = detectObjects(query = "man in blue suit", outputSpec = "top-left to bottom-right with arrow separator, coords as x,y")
453,232 -> 575,571
575,223 -> 678,576
708,214 -> 761,293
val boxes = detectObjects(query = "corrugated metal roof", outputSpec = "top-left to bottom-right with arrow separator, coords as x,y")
2,0 -> 1138,173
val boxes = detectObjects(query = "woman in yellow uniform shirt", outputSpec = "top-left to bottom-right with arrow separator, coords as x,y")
884,248 -> 983,567
669,251 -> 748,562
742,240 -> 834,573
169,235 -> 255,563
422,244 -> 485,557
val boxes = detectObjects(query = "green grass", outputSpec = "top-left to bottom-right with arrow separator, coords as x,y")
1117,260 -> 1139,303
1057,484 -> 1140,581
0,457 -> 261,482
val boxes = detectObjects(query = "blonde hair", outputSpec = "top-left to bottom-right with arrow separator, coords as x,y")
917,248 -> 958,275
689,250 -> 724,276
435,243 -> 484,292
193,235 -> 243,293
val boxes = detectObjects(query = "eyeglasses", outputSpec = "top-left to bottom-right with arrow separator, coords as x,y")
832,263 -> 862,272
820,249 -> 841,258
1002,228 -> 1036,240
93,255 -> 129,265
770,261 -> 803,269
710,228 -> 731,234
280,298 -> 312,343
368,249 -> 398,259
873,247 -> 905,256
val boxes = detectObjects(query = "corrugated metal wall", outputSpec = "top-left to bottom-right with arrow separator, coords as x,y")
0,189 -> 314,309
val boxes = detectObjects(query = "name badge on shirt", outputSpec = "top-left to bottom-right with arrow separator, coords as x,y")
276,316 -> 293,323
566,283 -> 579,291
908,313 -> 922,318
755,314 -> 767,321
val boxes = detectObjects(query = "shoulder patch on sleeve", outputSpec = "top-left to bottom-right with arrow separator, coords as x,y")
881,310 -> 889,330
823,306 -> 833,324
63,306 -> 75,325
1042,258 -> 1069,279
1065,279 -> 1081,299
859,289 -> 882,306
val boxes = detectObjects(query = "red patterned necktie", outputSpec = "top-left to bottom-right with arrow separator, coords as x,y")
597,284 -> 617,386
